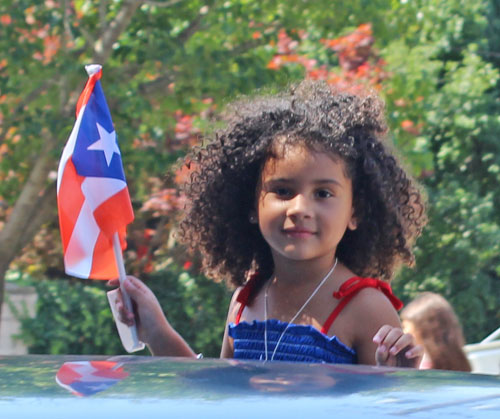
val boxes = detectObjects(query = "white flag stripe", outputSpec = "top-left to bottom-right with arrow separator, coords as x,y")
64,199 -> 100,278
81,177 -> 127,211
64,177 -> 126,277
70,362 -> 118,383
57,105 -> 86,193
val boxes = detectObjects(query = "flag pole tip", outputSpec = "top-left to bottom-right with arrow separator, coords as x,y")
85,64 -> 102,76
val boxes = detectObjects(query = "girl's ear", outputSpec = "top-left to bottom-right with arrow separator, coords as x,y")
348,211 -> 358,230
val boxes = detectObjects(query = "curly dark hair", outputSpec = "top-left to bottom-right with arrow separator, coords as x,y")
178,80 -> 426,286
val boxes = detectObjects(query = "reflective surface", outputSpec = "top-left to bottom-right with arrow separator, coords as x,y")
1,355 -> 499,418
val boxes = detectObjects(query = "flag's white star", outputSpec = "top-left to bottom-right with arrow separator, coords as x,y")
87,123 -> 120,166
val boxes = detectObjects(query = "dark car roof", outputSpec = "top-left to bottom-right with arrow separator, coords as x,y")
1,355 -> 499,418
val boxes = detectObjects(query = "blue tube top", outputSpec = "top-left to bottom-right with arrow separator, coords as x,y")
228,319 -> 357,364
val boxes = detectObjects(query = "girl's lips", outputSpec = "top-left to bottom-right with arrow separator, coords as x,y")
283,229 -> 315,237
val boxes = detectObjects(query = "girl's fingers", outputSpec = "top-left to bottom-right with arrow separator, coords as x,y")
107,278 -> 119,287
122,275 -> 149,299
107,275 -> 163,344
373,324 -> 398,354
385,329 -> 408,356
373,325 -> 393,364
404,343 -> 424,359
375,346 -> 390,365
372,324 -> 393,345
389,332 -> 413,355
113,286 -> 136,326
374,325 -> 423,367
377,327 -> 405,354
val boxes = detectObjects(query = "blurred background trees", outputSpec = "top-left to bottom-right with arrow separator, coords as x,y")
0,0 -> 498,355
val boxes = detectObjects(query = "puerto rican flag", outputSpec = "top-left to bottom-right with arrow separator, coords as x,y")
57,65 -> 134,279
55,361 -> 129,397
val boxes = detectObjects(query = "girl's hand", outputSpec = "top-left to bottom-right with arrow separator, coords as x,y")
373,325 -> 423,368
107,276 -> 195,357
107,276 -> 166,345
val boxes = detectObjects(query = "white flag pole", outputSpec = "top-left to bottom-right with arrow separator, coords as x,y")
108,232 -> 145,352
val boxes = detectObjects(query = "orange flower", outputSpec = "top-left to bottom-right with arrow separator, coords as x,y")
401,120 -> 421,135
401,120 -> 414,129
267,56 -> 282,70
1,14 -> 12,25
43,34 -> 61,64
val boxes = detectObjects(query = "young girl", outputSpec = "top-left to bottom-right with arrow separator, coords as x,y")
113,80 -> 427,366
401,292 -> 472,371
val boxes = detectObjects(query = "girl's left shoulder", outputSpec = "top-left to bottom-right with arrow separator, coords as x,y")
345,287 -> 403,364
351,286 -> 400,319
344,286 -> 402,337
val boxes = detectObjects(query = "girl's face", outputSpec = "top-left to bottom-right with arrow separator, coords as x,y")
255,144 -> 357,268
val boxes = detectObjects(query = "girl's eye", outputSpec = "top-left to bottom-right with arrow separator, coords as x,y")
273,187 -> 292,198
316,189 -> 333,199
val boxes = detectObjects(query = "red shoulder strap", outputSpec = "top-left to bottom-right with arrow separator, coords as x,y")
235,272 -> 264,324
320,277 -> 403,335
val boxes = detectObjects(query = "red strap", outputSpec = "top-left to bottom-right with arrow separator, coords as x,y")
235,272 -> 263,324
320,277 -> 403,335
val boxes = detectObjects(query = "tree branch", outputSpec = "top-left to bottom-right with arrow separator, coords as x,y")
92,0 -> 143,64
0,130 -> 57,324
62,0 -> 75,43
16,183 -> 57,255
0,148 -> 57,323
175,8 -> 205,44
137,2 -> 214,95
138,73 -> 176,95
228,38 -> 269,56
0,137 -> 57,265
137,36 -> 268,96
144,0 -> 184,7
99,0 -> 110,34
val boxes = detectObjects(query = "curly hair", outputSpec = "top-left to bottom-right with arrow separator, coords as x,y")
178,80 -> 426,286
401,292 -> 471,372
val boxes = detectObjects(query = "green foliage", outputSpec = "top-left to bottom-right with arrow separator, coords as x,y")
13,266 -> 231,357
146,266 -> 232,357
12,279 -> 124,355
383,0 -> 500,342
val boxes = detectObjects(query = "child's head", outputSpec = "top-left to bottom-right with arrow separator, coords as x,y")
179,80 -> 426,286
401,292 -> 471,372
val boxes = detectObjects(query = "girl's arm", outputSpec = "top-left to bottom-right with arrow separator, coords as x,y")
350,288 -> 422,367
220,287 -> 243,358
109,276 -> 196,357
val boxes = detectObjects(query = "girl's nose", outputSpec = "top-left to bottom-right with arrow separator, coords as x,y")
286,194 -> 312,218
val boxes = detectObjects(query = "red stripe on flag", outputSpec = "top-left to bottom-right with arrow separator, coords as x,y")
93,187 -> 134,242
89,230 -> 119,279
56,364 -> 83,385
90,361 -> 128,379
76,69 -> 102,118
57,159 -> 85,252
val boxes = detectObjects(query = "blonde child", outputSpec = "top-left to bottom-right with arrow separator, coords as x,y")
113,80 -> 426,366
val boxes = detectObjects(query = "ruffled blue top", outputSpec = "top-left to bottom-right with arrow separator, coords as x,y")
228,319 -> 357,364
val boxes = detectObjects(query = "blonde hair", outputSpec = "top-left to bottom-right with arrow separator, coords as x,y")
401,292 -> 471,372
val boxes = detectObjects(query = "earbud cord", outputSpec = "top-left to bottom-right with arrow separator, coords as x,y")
264,258 -> 338,361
